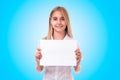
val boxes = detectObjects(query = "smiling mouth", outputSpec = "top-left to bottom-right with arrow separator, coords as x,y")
55,25 -> 63,28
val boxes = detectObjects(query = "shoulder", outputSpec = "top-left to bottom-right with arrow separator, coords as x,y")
65,34 -> 74,40
42,36 -> 47,40
66,35 -> 80,48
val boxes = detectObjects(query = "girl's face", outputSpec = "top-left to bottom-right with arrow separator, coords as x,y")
50,11 -> 67,33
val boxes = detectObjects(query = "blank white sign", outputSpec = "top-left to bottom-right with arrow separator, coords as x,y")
39,40 -> 77,66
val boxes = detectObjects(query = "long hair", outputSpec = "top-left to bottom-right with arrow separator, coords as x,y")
44,6 -> 73,40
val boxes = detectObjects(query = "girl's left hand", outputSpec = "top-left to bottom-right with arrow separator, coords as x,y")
74,48 -> 82,72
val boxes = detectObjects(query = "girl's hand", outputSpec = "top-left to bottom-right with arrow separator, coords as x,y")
35,48 -> 42,65
35,48 -> 43,72
74,48 -> 82,73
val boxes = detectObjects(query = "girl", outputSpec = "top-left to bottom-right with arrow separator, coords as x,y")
35,6 -> 82,80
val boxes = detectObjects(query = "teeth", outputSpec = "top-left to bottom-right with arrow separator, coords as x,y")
57,26 -> 61,27
56,25 -> 62,27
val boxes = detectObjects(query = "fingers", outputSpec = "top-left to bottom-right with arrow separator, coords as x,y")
75,48 -> 79,53
37,48 -> 41,51
76,55 -> 81,60
76,56 -> 80,63
75,48 -> 82,66
75,57 -> 80,67
75,48 -> 82,58
35,48 -> 42,60
35,53 -> 41,59
75,48 -> 80,55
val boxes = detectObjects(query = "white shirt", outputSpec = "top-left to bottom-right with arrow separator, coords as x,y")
43,34 -> 74,80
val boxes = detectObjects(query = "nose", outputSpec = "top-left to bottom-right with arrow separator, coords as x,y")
57,19 -> 61,24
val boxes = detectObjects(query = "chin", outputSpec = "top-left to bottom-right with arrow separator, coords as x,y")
55,29 -> 65,33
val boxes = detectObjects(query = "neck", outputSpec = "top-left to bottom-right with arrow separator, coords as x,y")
53,31 -> 66,40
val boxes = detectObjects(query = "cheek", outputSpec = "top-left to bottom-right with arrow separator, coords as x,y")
50,21 -> 56,29
62,22 -> 67,27
50,21 -> 55,26
63,20 -> 67,25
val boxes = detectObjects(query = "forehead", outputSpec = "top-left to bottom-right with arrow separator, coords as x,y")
51,10 -> 64,17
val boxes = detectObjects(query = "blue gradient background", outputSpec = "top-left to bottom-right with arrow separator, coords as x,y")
0,0 -> 120,80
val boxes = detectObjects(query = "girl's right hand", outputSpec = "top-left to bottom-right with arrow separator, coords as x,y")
35,48 -> 44,72
35,48 -> 42,65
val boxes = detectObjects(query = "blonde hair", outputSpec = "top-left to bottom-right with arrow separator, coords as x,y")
44,6 -> 73,40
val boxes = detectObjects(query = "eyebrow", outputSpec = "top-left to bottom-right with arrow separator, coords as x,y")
52,16 -> 64,18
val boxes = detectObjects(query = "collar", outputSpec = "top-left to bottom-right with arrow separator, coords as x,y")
51,34 -> 70,40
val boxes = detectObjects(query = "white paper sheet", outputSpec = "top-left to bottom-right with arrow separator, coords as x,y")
39,40 -> 77,66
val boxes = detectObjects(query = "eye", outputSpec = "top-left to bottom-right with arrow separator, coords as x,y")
52,17 -> 57,20
61,17 -> 65,20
